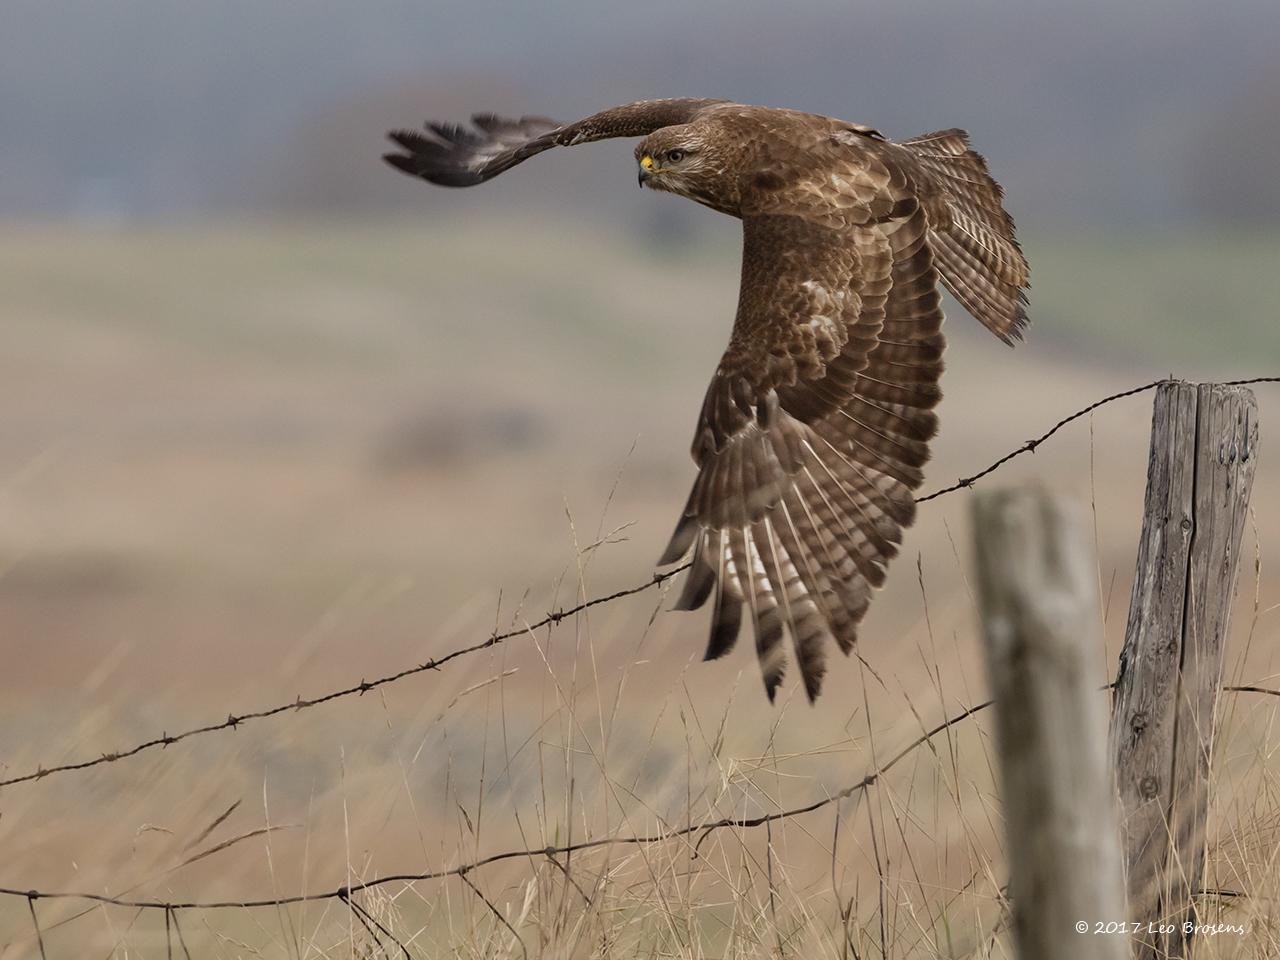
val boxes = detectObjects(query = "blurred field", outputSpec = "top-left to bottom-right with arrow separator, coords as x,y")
1,219 -> 1278,956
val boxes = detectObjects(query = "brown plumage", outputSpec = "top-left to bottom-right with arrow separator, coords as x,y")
384,99 -> 1030,702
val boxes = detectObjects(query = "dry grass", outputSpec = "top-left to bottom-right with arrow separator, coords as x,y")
4,522 -> 1278,957
0,221 -> 1278,956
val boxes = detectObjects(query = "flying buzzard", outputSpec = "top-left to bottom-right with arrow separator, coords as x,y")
384,98 -> 1029,701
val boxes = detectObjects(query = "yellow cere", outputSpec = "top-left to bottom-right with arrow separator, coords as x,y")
640,155 -> 655,170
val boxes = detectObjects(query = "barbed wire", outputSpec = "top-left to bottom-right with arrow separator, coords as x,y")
0,567 -> 689,790
3,688 -> 1000,914
919,375 -> 1279,503
1,374 -> 1275,795
6,680 -> 1280,920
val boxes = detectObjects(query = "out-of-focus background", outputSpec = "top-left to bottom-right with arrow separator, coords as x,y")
2,2 -> 1279,956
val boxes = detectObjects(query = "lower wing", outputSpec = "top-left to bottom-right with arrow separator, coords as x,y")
660,207 -> 945,701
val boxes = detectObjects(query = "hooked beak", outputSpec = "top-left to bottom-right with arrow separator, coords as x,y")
638,154 -> 654,188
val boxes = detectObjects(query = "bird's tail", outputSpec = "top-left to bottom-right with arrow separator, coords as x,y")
902,129 -> 1030,343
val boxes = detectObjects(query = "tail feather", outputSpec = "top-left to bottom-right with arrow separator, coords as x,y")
902,129 -> 1030,343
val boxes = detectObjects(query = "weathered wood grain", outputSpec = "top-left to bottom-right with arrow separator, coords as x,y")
973,486 -> 1128,960
1111,382 -> 1259,959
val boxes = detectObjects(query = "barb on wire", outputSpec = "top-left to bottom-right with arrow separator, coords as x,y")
2,375 -> 1276,794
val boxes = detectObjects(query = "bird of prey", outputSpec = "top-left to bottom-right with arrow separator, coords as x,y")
384,98 -> 1029,702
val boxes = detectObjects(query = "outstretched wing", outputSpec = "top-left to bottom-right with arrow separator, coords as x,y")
659,157 -> 944,702
899,129 -> 1030,343
383,98 -> 726,187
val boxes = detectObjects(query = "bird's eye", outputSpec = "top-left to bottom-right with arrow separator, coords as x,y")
667,149 -> 685,163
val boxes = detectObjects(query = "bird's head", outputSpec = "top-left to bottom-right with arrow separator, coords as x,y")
635,125 -> 734,211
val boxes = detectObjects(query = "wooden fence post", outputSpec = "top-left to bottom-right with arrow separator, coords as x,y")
1111,381 -> 1259,959
972,486 -> 1128,960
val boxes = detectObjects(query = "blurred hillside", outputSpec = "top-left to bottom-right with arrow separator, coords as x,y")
3,0 -> 1278,225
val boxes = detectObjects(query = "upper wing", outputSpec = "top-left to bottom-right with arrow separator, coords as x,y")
383,98 -> 726,187
898,129 -> 1030,343
659,164 -> 944,702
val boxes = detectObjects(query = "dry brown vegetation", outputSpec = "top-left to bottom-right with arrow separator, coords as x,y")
0,220 -> 1277,956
